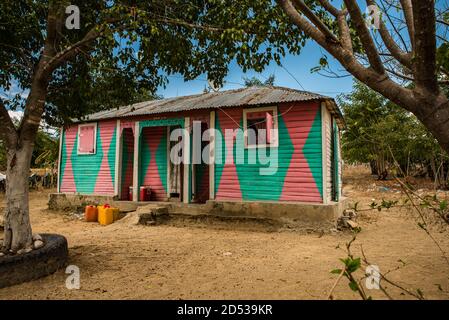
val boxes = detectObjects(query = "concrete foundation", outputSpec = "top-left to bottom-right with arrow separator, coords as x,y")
48,193 -> 348,228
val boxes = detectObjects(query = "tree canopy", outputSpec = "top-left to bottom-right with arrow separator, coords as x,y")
243,74 -> 276,87
0,0 -> 304,126
278,0 -> 449,154
340,81 -> 448,187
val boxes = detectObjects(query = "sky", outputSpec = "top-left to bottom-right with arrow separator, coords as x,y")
1,40 -> 355,109
156,41 -> 354,99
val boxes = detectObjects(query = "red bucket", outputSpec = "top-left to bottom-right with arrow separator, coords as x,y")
139,186 -> 151,201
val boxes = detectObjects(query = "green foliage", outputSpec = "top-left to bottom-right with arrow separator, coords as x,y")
330,256 -> 363,294
0,0 -> 304,125
243,74 -> 275,87
369,199 -> 399,211
339,81 -> 448,181
0,129 -> 58,170
31,130 -> 59,168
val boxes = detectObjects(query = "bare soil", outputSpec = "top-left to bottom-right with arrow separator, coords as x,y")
1,165 -> 449,300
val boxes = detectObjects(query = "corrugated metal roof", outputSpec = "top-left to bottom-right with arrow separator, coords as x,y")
78,86 -> 344,125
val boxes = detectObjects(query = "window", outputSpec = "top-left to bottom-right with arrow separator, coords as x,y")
243,107 -> 278,148
77,123 -> 97,155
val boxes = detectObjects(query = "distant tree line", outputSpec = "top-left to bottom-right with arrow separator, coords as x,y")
340,82 -> 449,189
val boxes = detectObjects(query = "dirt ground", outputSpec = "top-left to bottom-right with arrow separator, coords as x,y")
1,165 -> 449,300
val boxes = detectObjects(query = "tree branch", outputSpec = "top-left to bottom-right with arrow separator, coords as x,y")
43,1 -> 66,60
292,0 -> 339,43
366,0 -> 412,68
278,0 -> 418,114
400,0 -> 415,50
343,0 -> 385,73
0,99 -> 18,148
317,0 -> 345,17
411,0 -> 438,92
336,12 -> 353,52
43,26 -> 103,75
319,0 -> 353,52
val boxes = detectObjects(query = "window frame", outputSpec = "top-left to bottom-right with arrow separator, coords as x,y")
243,106 -> 279,149
77,122 -> 98,155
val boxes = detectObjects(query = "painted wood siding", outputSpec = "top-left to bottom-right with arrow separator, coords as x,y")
214,102 -> 323,203
139,126 -> 168,201
336,123 -> 342,199
60,120 -> 117,195
324,107 -> 332,203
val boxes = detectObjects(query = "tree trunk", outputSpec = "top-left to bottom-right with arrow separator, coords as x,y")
412,92 -> 449,155
1,72 -> 48,252
369,160 -> 378,176
2,144 -> 34,252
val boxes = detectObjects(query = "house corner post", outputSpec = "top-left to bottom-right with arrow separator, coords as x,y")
183,117 -> 191,204
209,111 -> 215,200
133,121 -> 140,202
321,102 -> 328,204
114,119 -> 121,198
57,126 -> 64,193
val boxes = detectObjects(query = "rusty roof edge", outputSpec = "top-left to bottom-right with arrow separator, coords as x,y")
71,86 -> 343,123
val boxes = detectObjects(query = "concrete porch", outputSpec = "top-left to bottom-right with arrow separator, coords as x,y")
48,193 -> 347,229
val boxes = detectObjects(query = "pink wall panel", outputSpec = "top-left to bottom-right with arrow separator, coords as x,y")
93,120 -> 116,195
215,108 -> 242,200
279,103 -> 322,203
60,126 -> 77,193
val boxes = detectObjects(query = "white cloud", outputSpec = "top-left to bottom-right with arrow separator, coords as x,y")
7,110 -> 58,136
8,110 -> 23,122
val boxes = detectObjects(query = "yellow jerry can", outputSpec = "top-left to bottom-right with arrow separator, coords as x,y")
97,205 -> 114,226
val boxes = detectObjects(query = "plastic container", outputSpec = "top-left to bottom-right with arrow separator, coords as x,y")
97,204 -> 110,215
98,206 -> 114,226
84,205 -> 98,222
139,186 -> 151,201
112,207 -> 120,221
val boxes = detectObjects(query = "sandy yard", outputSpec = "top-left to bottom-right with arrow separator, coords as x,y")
1,165 -> 449,300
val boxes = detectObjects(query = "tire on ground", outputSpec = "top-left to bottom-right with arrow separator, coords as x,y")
0,234 -> 68,289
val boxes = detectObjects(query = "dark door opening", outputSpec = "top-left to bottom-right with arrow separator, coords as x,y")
120,128 -> 134,200
192,121 -> 210,203
168,125 -> 183,202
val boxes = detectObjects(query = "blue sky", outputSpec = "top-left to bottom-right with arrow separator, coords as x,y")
0,40 -> 354,105
157,41 -> 354,99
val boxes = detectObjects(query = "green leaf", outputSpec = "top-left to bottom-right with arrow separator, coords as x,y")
331,268 -> 343,274
440,200 -> 448,211
349,280 -> 359,292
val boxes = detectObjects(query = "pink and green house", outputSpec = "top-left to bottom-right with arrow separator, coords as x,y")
57,86 -> 344,207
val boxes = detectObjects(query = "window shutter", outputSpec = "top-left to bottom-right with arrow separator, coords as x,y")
79,125 -> 95,153
266,112 -> 273,143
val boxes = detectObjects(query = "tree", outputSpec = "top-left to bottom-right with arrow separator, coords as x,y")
243,74 -> 276,87
340,81 -> 449,187
277,0 -> 449,153
0,0 -> 300,252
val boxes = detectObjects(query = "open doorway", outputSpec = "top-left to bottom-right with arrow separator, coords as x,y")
167,125 -> 183,202
120,128 -> 134,200
191,121 -> 209,203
